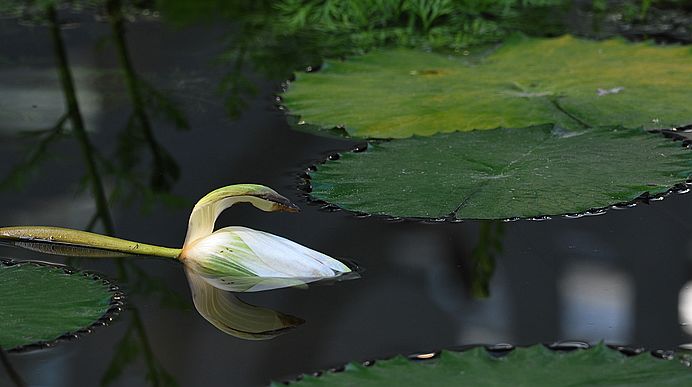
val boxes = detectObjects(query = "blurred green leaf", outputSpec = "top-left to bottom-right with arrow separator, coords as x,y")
278,344 -> 692,386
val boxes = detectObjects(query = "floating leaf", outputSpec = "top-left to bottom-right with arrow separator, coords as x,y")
281,35 -> 692,139
0,259 -> 120,351
278,344 -> 692,386
306,125 -> 692,220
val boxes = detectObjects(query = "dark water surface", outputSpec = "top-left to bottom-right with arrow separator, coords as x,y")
1,5 -> 692,387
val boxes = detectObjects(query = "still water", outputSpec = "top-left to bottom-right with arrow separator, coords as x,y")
1,2 -> 692,386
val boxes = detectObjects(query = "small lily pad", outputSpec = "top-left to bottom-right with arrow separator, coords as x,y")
281,35 -> 692,139
306,125 -> 692,220
278,344 -> 692,386
0,259 -> 121,351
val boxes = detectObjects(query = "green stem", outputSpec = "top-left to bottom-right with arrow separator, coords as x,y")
47,5 -> 115,235
0,226 -> 181,259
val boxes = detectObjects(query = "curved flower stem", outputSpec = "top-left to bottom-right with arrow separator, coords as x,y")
184,184 -> 299,245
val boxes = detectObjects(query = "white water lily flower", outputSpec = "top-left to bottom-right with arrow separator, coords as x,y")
0,184 -> 353,293
179,184 -> 353,292
182,226 -> 351,292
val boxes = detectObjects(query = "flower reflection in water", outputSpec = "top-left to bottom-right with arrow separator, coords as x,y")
185,269 -> 305,340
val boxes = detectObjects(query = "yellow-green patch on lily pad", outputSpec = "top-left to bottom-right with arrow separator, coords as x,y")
282,35 -> 692,139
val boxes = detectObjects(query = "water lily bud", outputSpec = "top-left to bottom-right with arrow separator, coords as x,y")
180,226 -> 351,292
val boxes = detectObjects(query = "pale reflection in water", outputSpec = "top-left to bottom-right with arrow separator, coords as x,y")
559,262 -> 634,343
0,69 -> 106,134
185,269 -> 304,340
678,281 -> 692,335
387,228 -> 512,344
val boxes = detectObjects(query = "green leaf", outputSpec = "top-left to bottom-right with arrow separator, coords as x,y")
307,125 -> 692,220
279,344 -> 692,386
0,259 -> 120,351
281,35 -> 692,139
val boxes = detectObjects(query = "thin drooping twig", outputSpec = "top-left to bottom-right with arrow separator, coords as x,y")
42,7 -> 174,386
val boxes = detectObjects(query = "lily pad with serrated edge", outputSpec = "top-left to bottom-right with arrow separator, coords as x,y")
0,259 -> 123,351
280,35 -> 692,139
276,343 -> 692,386
304,125 -> 692,220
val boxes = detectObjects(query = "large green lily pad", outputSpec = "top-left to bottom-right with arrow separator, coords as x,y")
307,125 -> 692,220
0,259 -> 120,351
281,35 -> 692,139
278,344 -> 692,386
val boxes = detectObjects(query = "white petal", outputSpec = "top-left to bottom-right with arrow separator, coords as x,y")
229,226 -> 351,277
201,275 -> 311,292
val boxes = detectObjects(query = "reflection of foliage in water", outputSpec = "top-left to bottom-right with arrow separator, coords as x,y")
464,221 -> 504,299
0,2 -> 187,386
104,0 -> 189,210
1,0 -> 189,219
102,307 -> 178,387
5,1 -> 688,121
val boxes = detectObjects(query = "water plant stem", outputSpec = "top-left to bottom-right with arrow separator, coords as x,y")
0,226 -> 181,259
